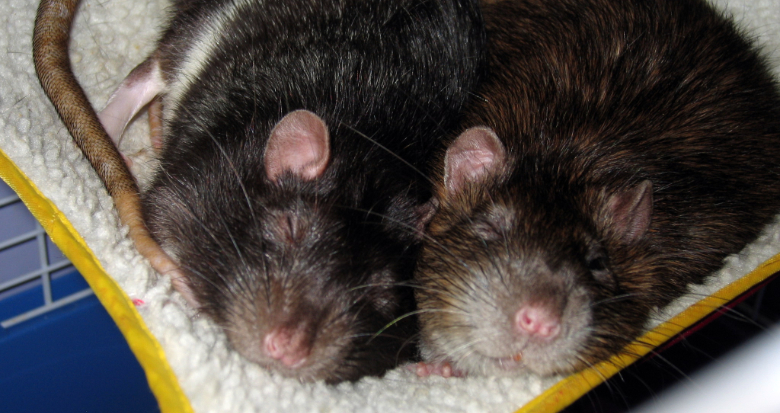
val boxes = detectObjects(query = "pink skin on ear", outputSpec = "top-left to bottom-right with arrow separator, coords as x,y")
605,180 -> 653,243
443,126 -> 506,194
264,110 -> 331,181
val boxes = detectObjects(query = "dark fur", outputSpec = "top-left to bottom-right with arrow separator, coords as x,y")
416,0 -> 780,376
142,0 -> 485,382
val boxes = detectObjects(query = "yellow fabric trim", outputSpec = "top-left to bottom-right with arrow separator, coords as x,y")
0,148 -> 193,413
516,251 -> 780,413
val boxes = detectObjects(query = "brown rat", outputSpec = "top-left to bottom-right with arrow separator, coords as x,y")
34,0 -> 486,383
414,0 -> 780,378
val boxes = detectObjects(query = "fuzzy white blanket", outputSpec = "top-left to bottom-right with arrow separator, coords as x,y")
2,0 -> 780,412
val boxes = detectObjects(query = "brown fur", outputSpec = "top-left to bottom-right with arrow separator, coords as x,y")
416,0 -> 780,376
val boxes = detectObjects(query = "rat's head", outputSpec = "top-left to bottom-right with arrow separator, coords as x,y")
144,110 -> 418,382
416,127 -> 658,376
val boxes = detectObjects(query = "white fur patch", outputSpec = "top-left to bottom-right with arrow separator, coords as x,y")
164,0 -> 260,121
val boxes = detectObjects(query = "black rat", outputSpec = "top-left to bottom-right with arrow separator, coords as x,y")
34,0 -> 486,382
414,0 -> 780,378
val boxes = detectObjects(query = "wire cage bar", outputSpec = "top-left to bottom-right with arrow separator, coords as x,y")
0,183 -> 92,329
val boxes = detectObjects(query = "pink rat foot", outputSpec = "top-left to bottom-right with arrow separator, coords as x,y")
411,361 -> 465,378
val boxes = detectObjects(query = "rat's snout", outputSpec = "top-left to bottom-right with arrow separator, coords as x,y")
514,303 -> 561,340
509,258 -> 571,342
263,326 -> 311,369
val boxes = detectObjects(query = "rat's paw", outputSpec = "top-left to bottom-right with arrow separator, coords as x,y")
410,361 -> 465,378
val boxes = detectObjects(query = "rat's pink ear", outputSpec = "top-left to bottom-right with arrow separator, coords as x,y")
265,110 -> 330,181
443,126 -> 506,194
604,180 -> 653,243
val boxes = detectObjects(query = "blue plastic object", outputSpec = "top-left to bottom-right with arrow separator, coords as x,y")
0,270 -> 160,413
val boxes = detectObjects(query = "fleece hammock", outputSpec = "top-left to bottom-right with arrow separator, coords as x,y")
2,0 -> 779,412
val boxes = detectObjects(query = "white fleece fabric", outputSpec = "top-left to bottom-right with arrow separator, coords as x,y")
1,0 -> 780,412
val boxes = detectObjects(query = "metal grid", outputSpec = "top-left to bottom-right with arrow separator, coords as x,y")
0,184 -> 92,329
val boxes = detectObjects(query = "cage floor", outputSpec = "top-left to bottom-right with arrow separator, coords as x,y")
0,287 -> 159,413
